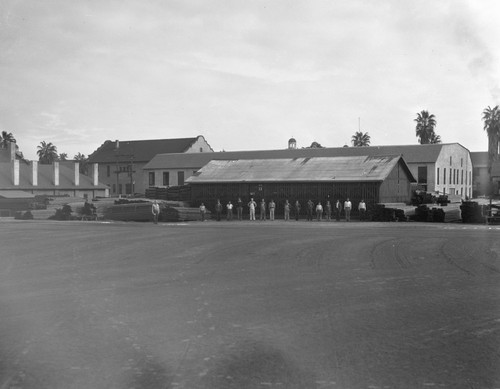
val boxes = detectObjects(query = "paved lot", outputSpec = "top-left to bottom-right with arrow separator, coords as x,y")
1,220 -> 499,389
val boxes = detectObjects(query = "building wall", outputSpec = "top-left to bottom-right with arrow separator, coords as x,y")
379,161 -> 413,203
189,181 -> 385,217
473,166 -> 490,197
434,144 -> 473,198
184,136 -> 213,153
99,161 -> 147,196
144,168 -> 200,189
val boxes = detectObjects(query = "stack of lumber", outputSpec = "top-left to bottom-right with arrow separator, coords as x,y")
371,204 -> 407,222
460,201 -> 486,224
411,205 -> 445,222
145,187 -> 168,200
162,205 -> 209,222
165,185 -> 191,201
103,202 -> 154,221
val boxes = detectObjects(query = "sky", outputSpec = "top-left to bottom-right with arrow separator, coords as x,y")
1,0 -> 499,161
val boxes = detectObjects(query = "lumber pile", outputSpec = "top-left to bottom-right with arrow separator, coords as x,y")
411,205 -> 445,222
162,206 -> 210,222
103,202 -> 155,222
145,185 -> 191,201
371,204 -> 407,222
460,201 -> 486,224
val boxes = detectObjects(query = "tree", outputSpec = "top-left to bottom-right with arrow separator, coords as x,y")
429,132 -> 442,144
482,105 -> 500,175
351,131 -> 371,147
37,141 -> 58,164
74,152 -> 89,174
307,141 -> 325,148
414,111 -> 439,144
0,131 -> 16,148
58,153 -> 68,161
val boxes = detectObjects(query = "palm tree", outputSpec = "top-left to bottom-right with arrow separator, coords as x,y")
37,141 -> 58,164
58,153 -> 68,161
74,152 -> 89,174
482,105 -> 500,174
430,132 -> 442,144
0,131 -> 16,148
415,111 -> 438,144
351,131 -> 371,147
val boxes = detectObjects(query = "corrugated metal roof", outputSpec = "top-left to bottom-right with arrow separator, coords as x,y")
186,156 -> 415,183
88,136 -> 207,163
144,143 -> 457,170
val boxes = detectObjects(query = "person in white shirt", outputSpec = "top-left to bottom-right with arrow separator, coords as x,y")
248,198 -> 257,221
316,202 -> 323,221
226,201 -> 234,221
151,200 -> 160,224
344,198 -> 352,221
358,199 -> 367,221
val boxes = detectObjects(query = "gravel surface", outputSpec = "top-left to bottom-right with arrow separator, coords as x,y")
1,220 -> 499,389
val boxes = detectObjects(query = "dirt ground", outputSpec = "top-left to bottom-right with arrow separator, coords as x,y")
0,219 -> 499,389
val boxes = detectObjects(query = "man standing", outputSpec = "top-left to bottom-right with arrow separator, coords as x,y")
325,200 -> 332,221
335,199 -> 342,221
284,200 -> 291,221
152,200 -> 160,224
306,199 -> 314,221
358,199 -> 367,221
199,202 -> 206,221
226,201 -> 234,221
260,199 -> 266,221
344,198 -> 352,221
248,198 -> 257,221
237,197 -> 243,220
295,200 -> 301,221
268,199 -> 276,221
215,199 -> 223,221
316,201 -> 323,221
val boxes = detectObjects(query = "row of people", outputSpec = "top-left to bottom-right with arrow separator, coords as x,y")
199,198 -> 367,221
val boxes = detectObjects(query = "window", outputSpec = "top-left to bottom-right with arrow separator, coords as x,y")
461,158 -> 463,167
437,168 -> 440,185
461,170 -> 463,185
418,166 -> 427,184
107,165 -> 110,177
449,168 -> 452,184
450,156 -> 452,166
149,172 -> 155,186
199,147 -> 203,152
118,184 -> 123,194
178,171 -> 184,186
125,183 -> 132,194
163,172 -> 169,186
112,184 -> 116,193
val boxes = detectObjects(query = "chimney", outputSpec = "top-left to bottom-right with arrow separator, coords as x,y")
92,163 -> 99,186
115,140 -> 119,149
53,161 -> 59,186
12,159 -> 20,186
8,141 -> 16,161
74,162 -> 80,186
31,160 -> 38,186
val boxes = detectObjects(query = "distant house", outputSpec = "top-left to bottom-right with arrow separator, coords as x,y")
0,142 -> 109,213
88,136 -> 213,196
144,142 -> 473,199
470,152 -> 490,197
